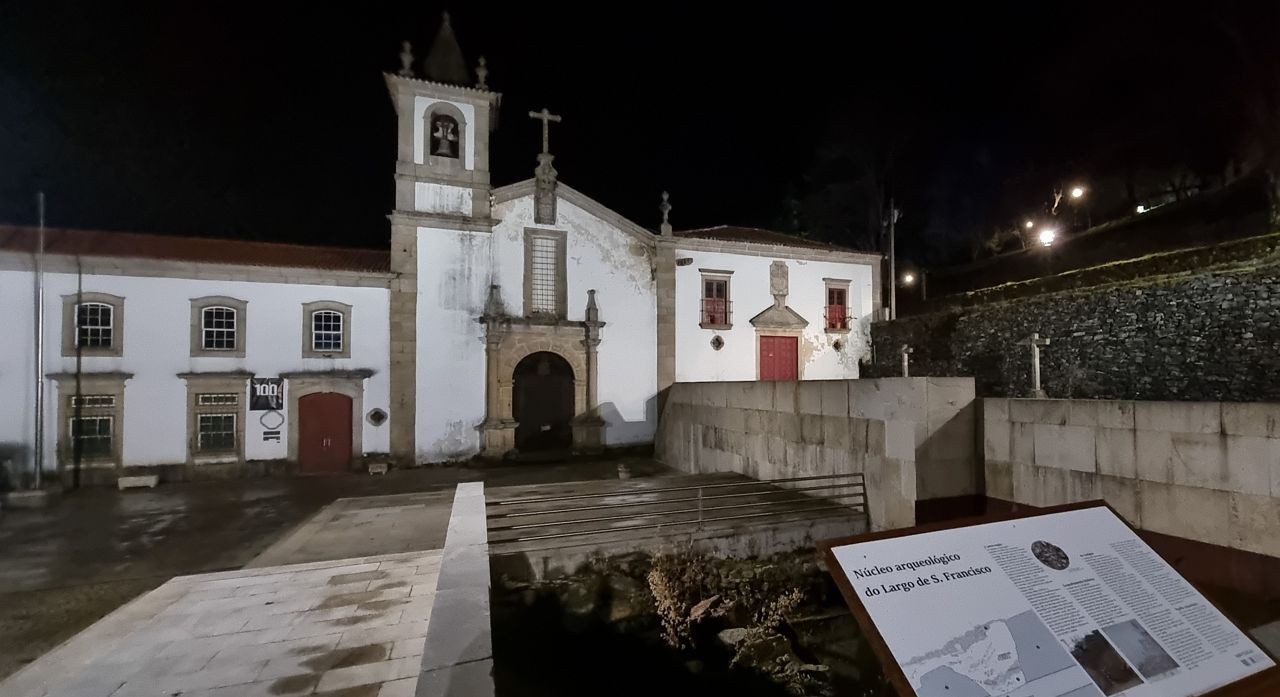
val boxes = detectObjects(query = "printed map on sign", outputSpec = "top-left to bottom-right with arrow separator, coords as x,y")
904,610 -> 1091,697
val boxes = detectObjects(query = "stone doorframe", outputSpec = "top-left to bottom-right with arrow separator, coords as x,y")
281,369 -> 373,467
477,285 -> 606,457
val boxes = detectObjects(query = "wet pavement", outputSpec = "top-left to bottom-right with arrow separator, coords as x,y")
0,455 -> 666,680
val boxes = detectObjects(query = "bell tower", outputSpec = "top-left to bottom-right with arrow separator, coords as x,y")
385,12 -> 500,220
384,13 -> 501,464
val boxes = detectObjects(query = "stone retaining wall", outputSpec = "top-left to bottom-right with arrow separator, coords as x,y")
655,378 -> 979,531
872,246 -> 1280,401
983,398 -> 1280,560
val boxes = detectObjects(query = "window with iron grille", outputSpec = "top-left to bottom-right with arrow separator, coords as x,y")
202,307 -> 237,350
529,236 -> 559,314
312,310 -> 343,352
701,277 -> 730,327
70,394 -> 116,409
197,414 -> 237,452
197,393 -> 239,407
70,416 -> 113,459
826,286 -> 848,330
76,302 -> 114,348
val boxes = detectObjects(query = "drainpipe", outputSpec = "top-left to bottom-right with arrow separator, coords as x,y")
32,192 -> 46,490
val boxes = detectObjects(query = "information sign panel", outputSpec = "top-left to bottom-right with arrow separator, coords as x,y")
822,502 -> 1277,697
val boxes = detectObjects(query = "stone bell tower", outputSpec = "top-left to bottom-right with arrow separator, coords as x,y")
384,13 -> 501,463
385,11 -> 500,220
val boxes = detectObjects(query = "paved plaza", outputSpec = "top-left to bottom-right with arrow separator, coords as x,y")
0,456 -> 665,681
2,550 -> 442,697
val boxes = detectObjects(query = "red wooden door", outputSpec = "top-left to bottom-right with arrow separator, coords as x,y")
298,392 -> 353,474
759,336 -> 798,381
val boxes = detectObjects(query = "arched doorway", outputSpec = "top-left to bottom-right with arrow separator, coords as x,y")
513,351 -> 574,452
297,392 -> 353,474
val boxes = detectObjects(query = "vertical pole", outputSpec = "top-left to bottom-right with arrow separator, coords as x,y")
900,345 -> 912,378
33,192 -> 46,490
697,487 -> 703,530
888,197 -> 896,321
1031,334 -> 1041,394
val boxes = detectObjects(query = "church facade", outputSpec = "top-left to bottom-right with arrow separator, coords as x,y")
0,17 -> 881,485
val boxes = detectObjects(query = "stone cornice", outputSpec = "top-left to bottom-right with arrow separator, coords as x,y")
0,251 -> 393,288
389,211 -> 495,233
383,72 -> 500,100
279,369 -> 376,380
665,235 -> 883,265
47,371 -> 134,382
177,371 -> 254,380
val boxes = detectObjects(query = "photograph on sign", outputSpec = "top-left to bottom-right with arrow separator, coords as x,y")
250,377 -> 284,411
824,504 -> 1274,697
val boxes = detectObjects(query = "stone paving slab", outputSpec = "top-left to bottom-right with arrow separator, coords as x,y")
247,491 -> 455,568
0,550 -> 442,697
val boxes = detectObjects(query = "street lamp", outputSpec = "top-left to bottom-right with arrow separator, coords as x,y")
901,272 -> 916,286
1038,228 -> 1057,247
1070,186 -> 1085,199
1023,220 -> 1035,229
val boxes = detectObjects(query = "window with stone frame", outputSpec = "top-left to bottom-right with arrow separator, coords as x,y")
70,414 -> 113,459
523,229 -> 567,318
52,374 -> 127,468
202,307 -> 237,350
61,292 -> 125,357
183,374 -> 247,463
302,301 -> 352,359
312,311 -> 342,351
197,412 -> 237,453
700,272 -> 732,329
824,279 -> 852,332
190,297 -> 247,358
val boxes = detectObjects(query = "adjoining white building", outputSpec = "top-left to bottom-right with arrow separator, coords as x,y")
0,15 -> 881,486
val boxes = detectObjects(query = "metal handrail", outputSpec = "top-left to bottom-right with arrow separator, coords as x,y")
488,492 -> 868,533
487,473 -> 866,507
504,503 -> 866,543
486,473 -> 870,544
487,481 -> 864,519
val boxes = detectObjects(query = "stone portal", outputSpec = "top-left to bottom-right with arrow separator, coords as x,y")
513,352 -> 575,451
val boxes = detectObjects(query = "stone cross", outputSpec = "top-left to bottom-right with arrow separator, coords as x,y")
900,344 -> 913,378
528,108 -> 562,155
1029,332 -> 1051,398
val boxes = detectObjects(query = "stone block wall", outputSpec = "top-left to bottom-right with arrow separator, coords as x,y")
654,378 -> 978,531
984,398 -> 1280,560
872,252 -> 1280,401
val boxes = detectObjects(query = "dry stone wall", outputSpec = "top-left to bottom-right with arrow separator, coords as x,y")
873,256 -> 1280,401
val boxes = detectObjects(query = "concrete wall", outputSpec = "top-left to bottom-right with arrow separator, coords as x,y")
673,250 -> 875,382
654,378 -> 978,531
0,267 -> 391,478
983,398 -> 1280,560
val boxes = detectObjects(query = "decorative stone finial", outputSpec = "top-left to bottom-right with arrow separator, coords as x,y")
476,56 -> 488,89
586,289 -> 600,323
441,11 -> 451,26
398,40 -> 415,77
659,191 -> 673,236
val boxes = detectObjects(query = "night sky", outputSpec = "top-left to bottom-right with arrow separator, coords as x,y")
2,3 -> 1277,265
